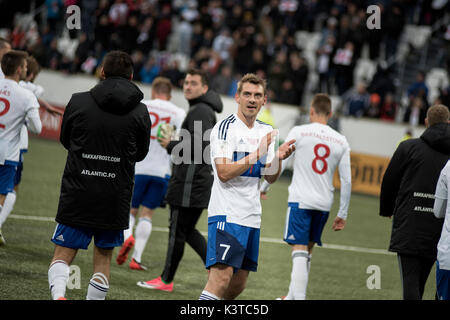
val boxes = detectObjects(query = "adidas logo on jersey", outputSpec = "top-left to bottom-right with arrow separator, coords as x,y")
288,234 -> 296,240
239,138 -> 245,144
56,234 -> 65,242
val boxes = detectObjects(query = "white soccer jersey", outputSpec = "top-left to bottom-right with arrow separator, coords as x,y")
434,160 -> 450,270
19,81 -> 44,98
208,114 -> 275,228
0,79 -> 41,165
263,122 -> 351,219
18,81 -> 44,153
134,99 -> 186,178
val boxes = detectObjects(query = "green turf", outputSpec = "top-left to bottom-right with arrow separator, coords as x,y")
0,137 -> 437,300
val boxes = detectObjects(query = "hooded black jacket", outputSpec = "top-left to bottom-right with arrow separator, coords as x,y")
55,77 -> 151,230
165,90 -> 223,208
380,123 -> 450,259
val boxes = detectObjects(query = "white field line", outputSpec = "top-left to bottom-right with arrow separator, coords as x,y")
9,214 -> 395,256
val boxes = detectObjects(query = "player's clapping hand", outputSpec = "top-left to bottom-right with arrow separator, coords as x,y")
332,217 -> 346,231
276,139 -> 296,160
260,192 -> 268,200
257,130 -> 278,157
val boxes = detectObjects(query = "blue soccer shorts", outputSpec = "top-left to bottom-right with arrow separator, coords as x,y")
14,160 -> 24,186
283,202 -> 329,246
436,261 -> 450,300
206,215 -> 260,272
51,223 -> 124,250
131,175 -> 170,210
0,164 -> 17,195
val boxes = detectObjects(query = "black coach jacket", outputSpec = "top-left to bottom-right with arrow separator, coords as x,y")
55,77 -> 151,230
165,90 -> 223,208
380,123 -> 450,259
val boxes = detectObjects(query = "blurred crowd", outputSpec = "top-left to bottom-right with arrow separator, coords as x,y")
1,0 -> 449,126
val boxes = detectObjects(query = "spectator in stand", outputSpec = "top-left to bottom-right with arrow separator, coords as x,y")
121,15 -> 140,53
130,50 -> 145,82
156,4 -> 172,50
212,28 -> 234,61
267,51 -> 288,99
176,16 -> 194,57
45,0 -> 64,34
248,48 -> 267,74
288,52 -> 309,105
384,2 -> 405,62
366,2 -> 383,60
278,79 -> 298,105
368,61 -> 396,101
136,17 -> 156,54
160,59 -> 185,89
333,41 -> 355,96
364,93 -> 381,119
319,16 -> 338,48
316,35 -> 336,94
109,0 -> 129,27
380,93 -> 398,122
343,83 -> 370,118
140,56 -> 160,84
407,71 -> 429,102
71,33 -> 90,73
404,93 -> 429,127
210,64 -> 233,96
95,15 -> 112,52
436,86 -> 450,109
46,38 -> 62,70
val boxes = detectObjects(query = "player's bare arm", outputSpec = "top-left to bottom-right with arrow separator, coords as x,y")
38,99 -> 63,116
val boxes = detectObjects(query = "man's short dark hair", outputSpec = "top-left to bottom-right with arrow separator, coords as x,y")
426,104 -> 449,126
311,93 -> 332,116
102,51 -> 134,79
237,73 -> 267,96
1,50 -> 28,76
186,68 -> 208,86
26,56 -> 40,80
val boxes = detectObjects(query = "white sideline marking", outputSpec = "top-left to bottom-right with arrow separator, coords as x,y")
9,214 -> 395,256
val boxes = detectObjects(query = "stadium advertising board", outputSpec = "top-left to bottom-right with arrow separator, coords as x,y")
333,152 -> 390,196
37,104 -> 64,140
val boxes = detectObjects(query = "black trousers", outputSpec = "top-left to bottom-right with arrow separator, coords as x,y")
397,253 -> 435,300
161,205 -> 207,283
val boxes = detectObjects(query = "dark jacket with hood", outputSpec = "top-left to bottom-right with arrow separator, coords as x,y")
380,123 -> 450,259
165,90 -> 223,208
55,77 -> 151,230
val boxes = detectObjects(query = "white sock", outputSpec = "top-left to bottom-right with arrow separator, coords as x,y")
48,260 -> 70,300
0,191 -> 16,227
86,272 -> 109,300
131,217 -> 152,263
199,290 -> 220,300
285,252 -> 311,300
123,213 -> 136,240
289,250 -> 309,300
285,281 -> 294,300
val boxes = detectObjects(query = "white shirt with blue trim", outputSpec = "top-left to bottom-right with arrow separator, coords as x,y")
134,99 -> 186,178
0,78 -> 41,165
208,113 -> 275,229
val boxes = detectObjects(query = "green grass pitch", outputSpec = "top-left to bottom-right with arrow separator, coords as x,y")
0,137 -> 437,300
